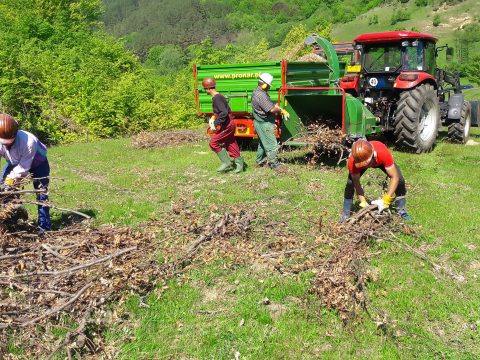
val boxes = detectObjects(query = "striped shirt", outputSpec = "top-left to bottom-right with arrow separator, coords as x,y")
0,130 -> 47,179
251,86 -> 276,121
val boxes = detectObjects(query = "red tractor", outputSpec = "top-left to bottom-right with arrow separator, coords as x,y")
339,31 -> 477,153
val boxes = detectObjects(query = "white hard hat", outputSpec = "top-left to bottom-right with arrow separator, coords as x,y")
259,73 -> 273,86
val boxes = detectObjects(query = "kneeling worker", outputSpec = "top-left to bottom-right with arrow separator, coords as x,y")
340,139 -> 412,222
0,114 -> 51,233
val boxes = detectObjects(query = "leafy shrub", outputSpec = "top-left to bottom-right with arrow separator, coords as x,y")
415,0 -> 429,6
0,0 -> 200,144
368,15 -> 379,25
145,45 -> 187,75
433,15 -> 441,27
390,9 -> 411,25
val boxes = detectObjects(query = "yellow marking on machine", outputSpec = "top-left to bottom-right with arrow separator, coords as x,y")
346,65 -> 361,73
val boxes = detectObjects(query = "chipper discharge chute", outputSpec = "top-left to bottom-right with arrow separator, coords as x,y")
194,35 -> 380,146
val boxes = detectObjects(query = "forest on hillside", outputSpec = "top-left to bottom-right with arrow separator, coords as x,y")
0,0 -> 479,144
102,0 -> 385,56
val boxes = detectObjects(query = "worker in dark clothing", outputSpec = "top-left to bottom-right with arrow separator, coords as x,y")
0,113 -> 51,235
251,73 -> 289,169
340,139 -> 412,222
202,78 -> 244,173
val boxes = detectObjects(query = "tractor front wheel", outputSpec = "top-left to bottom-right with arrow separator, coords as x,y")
447,101 -> 471,143
394,84 -> 440,153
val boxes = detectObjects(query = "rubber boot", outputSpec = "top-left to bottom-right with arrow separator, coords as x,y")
339,198 -> 353,223
232,157 -> 245,173
395,197 -> 412,220
216,149 -> 234,173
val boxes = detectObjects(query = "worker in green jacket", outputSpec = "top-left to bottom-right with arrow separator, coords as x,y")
251,73 -> 289,169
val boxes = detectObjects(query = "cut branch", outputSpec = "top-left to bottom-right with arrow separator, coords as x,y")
1,246 -> 137,278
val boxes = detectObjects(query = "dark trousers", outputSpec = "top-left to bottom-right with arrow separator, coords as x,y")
209,121 -> 241,158
344,164 -> 406,200
2,160 -> 51,230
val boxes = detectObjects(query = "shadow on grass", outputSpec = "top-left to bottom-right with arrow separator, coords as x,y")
280,147 -> 348,168
51,209 -> 97,230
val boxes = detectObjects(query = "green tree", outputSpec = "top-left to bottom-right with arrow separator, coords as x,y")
368,14 -> 379,25
0,0 -> 195,143
145,45 -> 187,75
280,24 -> 331,60
390,9 -> 411,25
235,38 -> 270,63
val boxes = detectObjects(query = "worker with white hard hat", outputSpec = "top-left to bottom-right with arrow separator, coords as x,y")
251,73 -> 289,169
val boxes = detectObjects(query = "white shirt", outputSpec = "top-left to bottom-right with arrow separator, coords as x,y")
0,130 -> 47,179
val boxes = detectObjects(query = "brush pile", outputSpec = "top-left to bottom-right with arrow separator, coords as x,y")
312,205 -> 410,323
292,121 -> 347,163
0,204 -> 254,358
0,192 -> 418,357
131,129 -> 207,149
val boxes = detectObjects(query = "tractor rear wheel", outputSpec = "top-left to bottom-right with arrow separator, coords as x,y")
393,84 -> 440,153
447,101 -> 471,143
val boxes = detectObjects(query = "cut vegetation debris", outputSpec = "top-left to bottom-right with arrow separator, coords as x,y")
0,196 -> 468,357
0,203 -> 254,358
131,129 -> 207,149
304,123 -> 347,163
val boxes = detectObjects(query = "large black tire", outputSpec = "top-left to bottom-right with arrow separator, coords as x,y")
470,101 -> 480,126
393,84 -> 440,153
447,101 -> 471,143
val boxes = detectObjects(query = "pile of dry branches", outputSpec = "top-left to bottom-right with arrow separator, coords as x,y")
131,129 -> 207,149
312,206 -> 408,323
0,204 -> 254,358
0,177 -> 45,225
304,123 -> 347,163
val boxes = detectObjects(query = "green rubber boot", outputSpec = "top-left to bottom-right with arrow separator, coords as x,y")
233,157 -> 245,173
216,149 -> 234,173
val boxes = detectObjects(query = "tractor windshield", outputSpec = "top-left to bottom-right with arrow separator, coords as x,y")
403,42 -> 425,71
362,44 -> 402,73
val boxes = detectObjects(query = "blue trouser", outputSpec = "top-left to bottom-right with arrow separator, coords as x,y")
2,160 -> 51,230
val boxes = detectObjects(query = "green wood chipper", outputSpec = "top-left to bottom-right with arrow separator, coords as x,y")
194,36 -> 381,146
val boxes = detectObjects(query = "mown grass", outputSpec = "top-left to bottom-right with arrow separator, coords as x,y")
11,128 -> 479,359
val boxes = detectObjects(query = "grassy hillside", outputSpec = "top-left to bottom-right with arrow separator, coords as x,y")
10,129 -> 477,358
332,0 -> 480,51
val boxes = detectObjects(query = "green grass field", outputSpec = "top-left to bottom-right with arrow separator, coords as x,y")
23,127 -> 479,359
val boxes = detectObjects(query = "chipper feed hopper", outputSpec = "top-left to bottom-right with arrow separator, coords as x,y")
194,35 -> 380,145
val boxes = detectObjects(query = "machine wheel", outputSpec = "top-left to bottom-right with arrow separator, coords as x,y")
393,84 -> 440,153
447,101 -> 471,143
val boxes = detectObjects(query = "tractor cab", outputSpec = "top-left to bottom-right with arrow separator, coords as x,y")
340,31 -> 438,96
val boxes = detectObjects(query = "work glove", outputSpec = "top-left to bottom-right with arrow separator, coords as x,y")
359,199 -> 369,208
1,177 -> 16,192
372,194 -> 395,213
208,116 -> 216,131
4,177 -> 15,187
275,105 -> 290,120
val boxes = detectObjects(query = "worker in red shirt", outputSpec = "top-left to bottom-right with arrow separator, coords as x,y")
202,78 -> 244,173
340,140 -> 411,222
